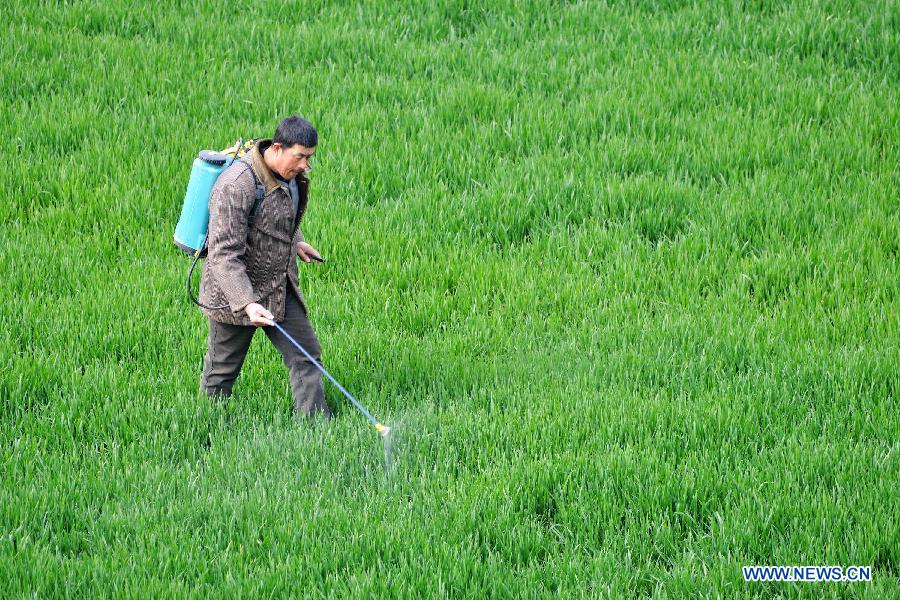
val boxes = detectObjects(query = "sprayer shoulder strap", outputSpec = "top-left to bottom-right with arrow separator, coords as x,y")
241,162 -> 267,228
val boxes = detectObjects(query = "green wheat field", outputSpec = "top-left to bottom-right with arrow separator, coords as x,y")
1,0 -> 897,597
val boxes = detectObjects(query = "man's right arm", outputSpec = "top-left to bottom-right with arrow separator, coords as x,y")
206,180 -> 257,315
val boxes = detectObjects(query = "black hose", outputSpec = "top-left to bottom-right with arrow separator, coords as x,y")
187,237 -> 229,311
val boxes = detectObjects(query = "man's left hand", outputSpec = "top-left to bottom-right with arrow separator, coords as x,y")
297,241 -> 323,263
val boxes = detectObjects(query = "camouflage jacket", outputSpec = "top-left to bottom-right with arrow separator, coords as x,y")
199,139 -> 309,325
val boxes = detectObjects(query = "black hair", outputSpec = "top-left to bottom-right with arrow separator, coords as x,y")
273,115 -> 318,148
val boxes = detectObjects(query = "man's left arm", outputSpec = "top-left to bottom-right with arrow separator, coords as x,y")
294,227 -> 323,263
292,179 -> 322,262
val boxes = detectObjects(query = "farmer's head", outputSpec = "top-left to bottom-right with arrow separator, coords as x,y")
267,115 -> 317,180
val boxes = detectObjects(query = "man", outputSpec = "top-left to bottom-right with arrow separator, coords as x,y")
198,115 -> 331,419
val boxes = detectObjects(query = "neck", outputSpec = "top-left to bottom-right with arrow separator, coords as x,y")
263,146 -> 285,180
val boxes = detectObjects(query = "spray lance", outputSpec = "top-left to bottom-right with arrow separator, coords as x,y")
174,139 -> 391,438
266,320 -> 390,437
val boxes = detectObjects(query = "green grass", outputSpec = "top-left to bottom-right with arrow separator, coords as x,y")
1,0 -> 897,596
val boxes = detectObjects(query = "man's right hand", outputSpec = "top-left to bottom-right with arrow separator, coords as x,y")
244,303 -> 275,327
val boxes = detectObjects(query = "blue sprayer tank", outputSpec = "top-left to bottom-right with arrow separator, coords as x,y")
173,150 -> 232,256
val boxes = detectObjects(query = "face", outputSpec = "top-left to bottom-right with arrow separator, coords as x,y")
271,143 -> 316,180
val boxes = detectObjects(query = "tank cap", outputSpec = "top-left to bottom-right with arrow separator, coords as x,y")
199,150 -> 228,166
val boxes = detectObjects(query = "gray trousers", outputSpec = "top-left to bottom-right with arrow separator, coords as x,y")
199,291 -> 331,419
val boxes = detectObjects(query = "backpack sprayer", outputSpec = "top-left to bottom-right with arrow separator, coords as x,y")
174,139 -> 390,438
173,139 -> 255,309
